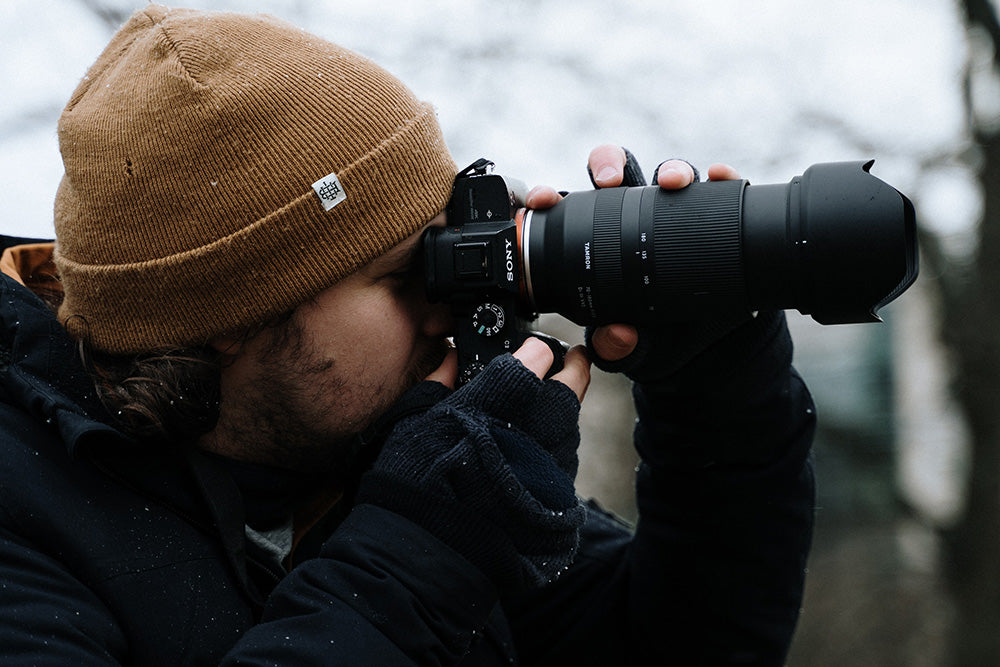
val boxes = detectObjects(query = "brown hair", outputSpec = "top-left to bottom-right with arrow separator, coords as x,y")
79,343 -> 223,444
78,312 -> 296,444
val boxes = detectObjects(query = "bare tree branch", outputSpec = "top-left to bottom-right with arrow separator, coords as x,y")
964,0 -> 1000,58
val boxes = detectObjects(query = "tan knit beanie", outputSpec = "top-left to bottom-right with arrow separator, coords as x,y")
54,4 -> 456,354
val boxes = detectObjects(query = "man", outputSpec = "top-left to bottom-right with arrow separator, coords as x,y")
0,5 -> 815,665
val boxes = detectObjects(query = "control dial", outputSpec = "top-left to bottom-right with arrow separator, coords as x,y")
459,362 -> 486,385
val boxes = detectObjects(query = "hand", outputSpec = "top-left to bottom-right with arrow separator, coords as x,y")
582,145 -> 742,367
425,338 -> 591,403
362,341 -> 587,592
588,144 -> 739,189
522,143 -> 744,379
512,337 -> 591,403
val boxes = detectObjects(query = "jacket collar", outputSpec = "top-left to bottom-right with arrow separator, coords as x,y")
0,270 -> 125,455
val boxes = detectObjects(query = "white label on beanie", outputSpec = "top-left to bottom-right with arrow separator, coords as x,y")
312,171 -> 348,211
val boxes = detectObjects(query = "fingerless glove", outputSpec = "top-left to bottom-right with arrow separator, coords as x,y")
355,353 -> 586,594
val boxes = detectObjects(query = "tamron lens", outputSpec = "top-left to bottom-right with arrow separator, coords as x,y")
424,159 -> 918,379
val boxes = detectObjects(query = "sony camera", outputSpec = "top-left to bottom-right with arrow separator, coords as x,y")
423,157 -> 918,383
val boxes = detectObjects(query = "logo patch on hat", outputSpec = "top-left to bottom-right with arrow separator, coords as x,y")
312,171 -> 348,211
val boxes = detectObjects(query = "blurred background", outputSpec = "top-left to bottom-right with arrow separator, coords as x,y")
1,0 -> 996,664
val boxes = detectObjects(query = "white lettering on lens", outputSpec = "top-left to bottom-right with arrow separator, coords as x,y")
584,242 -> 592,270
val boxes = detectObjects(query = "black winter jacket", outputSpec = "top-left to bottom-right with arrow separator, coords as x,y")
0,236 -> 815,665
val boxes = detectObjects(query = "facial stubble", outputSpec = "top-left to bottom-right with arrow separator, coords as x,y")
218,325 -> 451,483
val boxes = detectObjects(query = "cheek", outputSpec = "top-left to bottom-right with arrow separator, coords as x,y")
328,291 -> 421,365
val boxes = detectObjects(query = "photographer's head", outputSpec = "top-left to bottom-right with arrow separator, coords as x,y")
53,5 -> 456,462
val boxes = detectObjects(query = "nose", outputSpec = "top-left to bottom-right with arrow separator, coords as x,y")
421,299 -> 454,338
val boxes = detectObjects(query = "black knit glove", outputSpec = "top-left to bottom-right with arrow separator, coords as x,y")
355,353 -> 586,594
630,310 -> 799,468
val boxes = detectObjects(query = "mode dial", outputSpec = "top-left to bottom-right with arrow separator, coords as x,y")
472,303 -> 505,337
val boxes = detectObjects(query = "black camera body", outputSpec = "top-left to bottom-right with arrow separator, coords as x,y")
424,159 -> 555,384
424,157 -> 918,383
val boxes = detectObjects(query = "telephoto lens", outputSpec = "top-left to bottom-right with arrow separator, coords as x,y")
519,160 -> 917,326
422,158 -> 918,382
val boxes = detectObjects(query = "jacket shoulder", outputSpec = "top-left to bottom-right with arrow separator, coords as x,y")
1,234 -> 52,251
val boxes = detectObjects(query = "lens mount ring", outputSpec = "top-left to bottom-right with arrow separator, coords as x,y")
520,209 -> 538,311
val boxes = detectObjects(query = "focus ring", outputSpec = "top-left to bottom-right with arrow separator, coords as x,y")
652,181 -> 745,306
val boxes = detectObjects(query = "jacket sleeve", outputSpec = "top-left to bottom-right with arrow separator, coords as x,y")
504,311 -> 816,665
0,525 -> 128,664
221,504 -> 502,666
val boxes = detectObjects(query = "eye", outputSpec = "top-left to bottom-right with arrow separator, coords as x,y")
384,252 -> 425,287
387,269 -> 412,283
370,240 -> 425,289
381,263 -> 419,289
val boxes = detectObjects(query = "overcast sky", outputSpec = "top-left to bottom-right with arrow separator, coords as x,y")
0,0 -> 971,241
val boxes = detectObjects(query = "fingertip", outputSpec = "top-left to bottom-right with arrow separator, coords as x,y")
525,185 -> 562,210
592,324 -> 638,362
554,344 -> 591,402
656,160 -> 696,190
513,336 -> 555,378
707,163 -> 741,181
588,144 -> 627,187
425,348 -> 458,389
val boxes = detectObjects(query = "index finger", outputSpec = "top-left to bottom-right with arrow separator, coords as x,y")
423,348 -> 457,389
550,345 -> 591,403
655,159 -> 697,190
587,144 -> 627,188
707,163 -> 741,181
525,185 -> 563,210
512,337 -> 555,379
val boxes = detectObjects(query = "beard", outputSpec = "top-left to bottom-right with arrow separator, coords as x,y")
207,328 -> 451,486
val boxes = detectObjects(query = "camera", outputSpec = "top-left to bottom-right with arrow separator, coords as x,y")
423,158 -> 918,383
